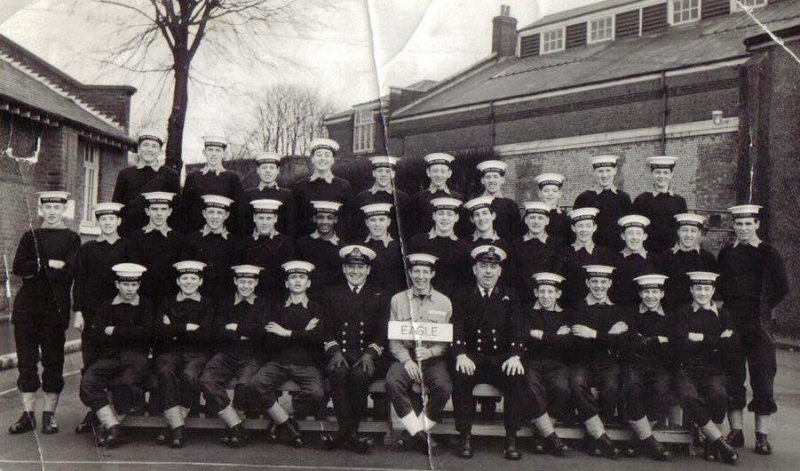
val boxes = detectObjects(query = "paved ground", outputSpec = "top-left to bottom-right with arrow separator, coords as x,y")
0,350 -> 798,470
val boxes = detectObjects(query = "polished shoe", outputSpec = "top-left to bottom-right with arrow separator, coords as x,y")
726,428 -> 744,448
75,411 -> 97,434
170,426 -> 185,448
754,432 -> 772,455
103,424 -> 125,448
542,432 -> 568,457
8,412 -> 36,434
276,419 -> 303,447
641,436 -> 670,461
320,431 -> 349,450
596,433 -> 620,459
227,423 -> 248,448
503,436 -> 522,460
457,434 -> 473,459
715,437 -> 739,465
582,436 -> 603,457
41,412 -> 59,434
349,434 -> 374,454
702,440 -> 718,462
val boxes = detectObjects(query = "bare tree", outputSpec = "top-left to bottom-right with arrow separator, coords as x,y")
231,83 -> 334,159
91,0 -> 331,171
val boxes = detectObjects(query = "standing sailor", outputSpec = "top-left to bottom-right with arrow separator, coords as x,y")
611,215 -> 656,311
509,201 -> 563,303
243,199 -> 293,301
360,203 -> 406,294
476,160 -> 522,242
243,151 -> 296,239
295,200 -> 344,300
573,155 -> 632,251
560,207 -> 614,307
632,156 -> 687,253
353,156 -> 411,242
658,213 -> 718,310
535,173 -> 570,246
409,153 -> 464,236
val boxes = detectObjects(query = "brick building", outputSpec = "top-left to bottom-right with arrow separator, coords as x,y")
0,34 -> 136,311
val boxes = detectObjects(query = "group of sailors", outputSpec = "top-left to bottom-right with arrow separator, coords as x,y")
8,130 -> 789,465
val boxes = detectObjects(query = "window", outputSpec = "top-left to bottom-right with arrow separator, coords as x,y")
588,16 -> 614,43
353,109 -> 376,153
81,143 -> 100,226
731,0 -> 767,10
670,0 -> 701,24
541,28 -> 564,54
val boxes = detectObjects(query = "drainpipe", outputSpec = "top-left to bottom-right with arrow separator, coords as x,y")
660,71 -> 668,154
490,101 -> 497,150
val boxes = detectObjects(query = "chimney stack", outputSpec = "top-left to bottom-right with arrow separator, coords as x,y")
492,5 -> 517,57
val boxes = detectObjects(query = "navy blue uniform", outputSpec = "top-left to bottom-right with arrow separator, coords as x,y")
632,192 -> 687,254
113,165 -> 180,237
573,189 -> 632,251
180,169 -> 246,235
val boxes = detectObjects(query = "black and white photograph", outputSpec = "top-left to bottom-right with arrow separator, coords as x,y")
0,0 -> 799,469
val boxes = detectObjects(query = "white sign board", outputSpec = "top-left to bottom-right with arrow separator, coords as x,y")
387,321 -> 453,342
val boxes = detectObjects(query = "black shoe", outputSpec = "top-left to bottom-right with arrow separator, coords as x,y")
623,440 -> 639,458
155,427 -> 170,445
726,428 -> 744,448
104,425 -> 125,448
703,440 -> 718,461
276,419 -> 303,447
170,426 -> 185,448
412,431 -> 437,454
754,432 -> 772,455
457,434 -> 473,459
641,436 -> 670,461
75,411 -> 96,434
503,436 -> 522,460
716,437 -> 739,465
531,433 -> 545,454
349,434 -> 374,454
542,432 -> 568,457
41,412 -> 59,434
596,433 -> 620,459
220,427 -> 231,445
8,412 -> 35,434
320,431 -> 349,450
583,436 -> 603,457
227,423 -> 248,448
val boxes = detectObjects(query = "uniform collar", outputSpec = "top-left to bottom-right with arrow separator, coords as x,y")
257,181 -> 279,191
572,241 -> 595,254
428,228 -> 458,241
285,293 -> 309,308
201,225 -> 229,239
365,233 -> 393,248
369,184 -> 393,195
348,282 -> 364,294
428,184 -> 451,194
523,232 -> 548,243
112,295 -> 140,306
474,230 -> 501,242
586,294 -> 613,306
639,303 -> 665,316
143,223 -> 172,237
622,247 -> 648,258
253,228 -> 278,240
200,165 -> 225,176
136,159 -> 162,171
97,233 -> 121,244
309,172 -> 334,184
733,236 -> 762,248
177,292 -> 202,302
234,293 -> 256,305
533,301 -> 563,312
310,230 -> 339,245
40,220 -> 67,230
477,285 -> 494,298
692,301 -> 718,315
594,185 -> 618,194
672,243 -> 701,254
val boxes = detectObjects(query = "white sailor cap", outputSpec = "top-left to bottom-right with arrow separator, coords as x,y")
728,204 -> 762,219
202,135 -> 228,149
311,200 -> 342,214
569,207 -> 600,222
534,173 -> 565,188
339,245 -> 377,265
522,201 -> 551,216
533,272 -> 566,287
646,156 -> 678,170
470,245 -> 507,263
173,260 -> 206,276
37,191 -> 70,204
369,156 -> 399,169
201,194 -> 234,210
112,263 -> 147,281
406,253 -> 438,268
618,214 -> 651,230
430,197 -> 462,212
282,260 -> 315,276
250,199 -> 282,214
137,129 -> 164,146
687,271 -> 720,285
254,151 -> 282,166
584,265 -> 616,278
464,196 -> 494,213
361,203 -> 392,218
634,274 -> 668,289
232,264 -> 263,278
424,152 -> 455,167
591,155 -> 620,169
675,213 -> 706,228
94,202 -> 124,217
142,191 -> 176,206
309,138 -> 340,155
476,160 -> 507,175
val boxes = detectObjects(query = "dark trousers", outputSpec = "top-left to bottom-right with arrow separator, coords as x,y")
14,322 -> 66,393
570,359 -> 620,422
246,362 -> 325,412
79,352 -> 150,412
385,357 -> 452,422
155,351 -> 209,410
729,314 -> 778,414
452,353 -> 530,434
622,363 -> 673,422
676,369 -> 727,425
80,330 -> 99,374
198,353 -> 259,413
328,361 -> 385,434
526,357 -> 571,422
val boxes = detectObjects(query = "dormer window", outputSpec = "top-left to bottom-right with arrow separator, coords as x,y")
541,28 -> 565,54
588,16 -> 614,43
669,0 -> 701,25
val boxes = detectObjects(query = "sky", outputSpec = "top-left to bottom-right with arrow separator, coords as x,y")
0,0 -> 600,162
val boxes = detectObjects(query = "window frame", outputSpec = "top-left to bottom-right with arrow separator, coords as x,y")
540,27 -> 566,54
80,142 -> 101,230
352,109 -> 377,154
668,0 -> 702,25
588,15 -> 615,44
